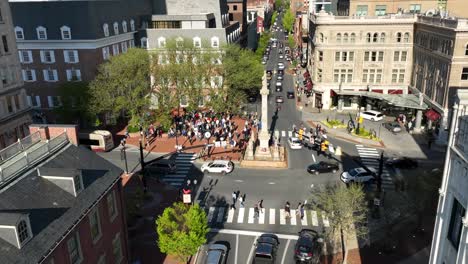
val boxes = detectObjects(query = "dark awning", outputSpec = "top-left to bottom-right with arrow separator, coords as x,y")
425,109 -> 441,121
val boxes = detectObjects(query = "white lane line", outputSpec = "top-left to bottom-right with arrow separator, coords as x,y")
259,210 -> 265,224
207,207 -> 215,223
311,211 -> 318,226
322,213 -> 330,227
281,130 -> 286,137
312,154 -> 316,162
227,208 -> 235,223
237,208 -> 245,223
209,228 -> 299,240
279,209 -> 286,225
290,209 -> 297,225
269,209 -> 275,224
301,210 -> 308,226
288,131 -> 292,137
235,234 -> 239,264
280,240 -> 291,264
217,207 -> 225,223
248,208 -> 255,224
246,236 -> 258,264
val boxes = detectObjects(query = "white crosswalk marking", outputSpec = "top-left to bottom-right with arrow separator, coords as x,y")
356,145 -> 394,191
281,130 -> 286,137
259,211 -> 265,224
301,210 -> 308,225
158,153 -> 197,187
216,207 -> 225,223
279,209 -> 286,225
237,208 -> 245,223
207,207 -> 215,223
322,213 -> 330,227
269,209 -> 275,224
290,209 -> 297,225
227,208 -> 234,223
311,211 -> 318,226
248,208 -> 255,223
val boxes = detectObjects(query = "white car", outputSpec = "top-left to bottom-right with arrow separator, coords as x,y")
201,160 -> 234,174
279,54 -> 284,59
358,110 -> 384,122
288,137 -> 302,149
277,62 -> 285,70
340,167 -> 376,183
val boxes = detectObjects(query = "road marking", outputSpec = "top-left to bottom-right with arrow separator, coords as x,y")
288,131 -> 292,137
323,213 -> 330,227
268,182 -> 276,185
209,228 -> 299,240
216,207 -> 225,223
259,210 -> 265,224
207,207 -> 215,223
279,209 -> 286,225
311,211 -> 318,226
280,239 -> 291,264
227,208 -> 235,223
246,236 -> 258,264
235,234 -> 239,264
281,130 -> 286,137
312,154 -> 316,162
248,208 -> 255,224
234,179 -> 244,182
301,210 -> 308,226
269,209 -> 275,224
290,209 -> 297,225
237,208 -> 245,223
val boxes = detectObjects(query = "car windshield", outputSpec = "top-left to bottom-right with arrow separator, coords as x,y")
298,245 -> 311,252
348,169 -> 359,177
376,114 -> 383,117
255,254 -> 272,259
292,139 -> 300,144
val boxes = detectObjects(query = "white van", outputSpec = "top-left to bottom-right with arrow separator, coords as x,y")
78,130 -> 114,152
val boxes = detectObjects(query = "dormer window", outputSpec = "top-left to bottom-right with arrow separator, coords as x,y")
122,21 -> 127,33
36,26 -> 47,40
113,22 -> 119,35
61,26 -> 71,40
103,23 -> 109,37
74,173 -> 83,194
0,214 -> 33,249
211,36 -> 219,48
130,19 -> 135,31
15,27 -> 24,40
18,220 -> 30,244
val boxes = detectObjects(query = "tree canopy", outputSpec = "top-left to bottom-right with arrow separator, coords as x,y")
156,202 -> 209,261
53,81 -> 91,125
283,8 -> 295,33
88,48 -> 151,126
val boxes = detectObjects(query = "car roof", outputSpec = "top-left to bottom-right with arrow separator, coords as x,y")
364,110 -> 381,114
210,160 -> 230,165
290,137 -> 299,141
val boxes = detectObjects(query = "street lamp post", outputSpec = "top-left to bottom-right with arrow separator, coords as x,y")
120,139 -> 129,174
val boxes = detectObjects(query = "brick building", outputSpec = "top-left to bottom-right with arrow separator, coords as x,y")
0,124 -> 128,264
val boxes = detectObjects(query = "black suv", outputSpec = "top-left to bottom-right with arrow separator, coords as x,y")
307,161 -> 339,175
253,234 -> 279,264
294,229 -> 323,263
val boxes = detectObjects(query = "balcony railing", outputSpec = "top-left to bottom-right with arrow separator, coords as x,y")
0,131 -> 41,163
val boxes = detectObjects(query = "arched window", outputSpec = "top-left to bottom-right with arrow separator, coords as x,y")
113,22 -> 119,35
396,32 -> 402,43
403,32 -> 410,43
193,37 -> 201,48
36,26 -> 47,40
336,33 -> 341,43
366,33 -> 371,43
158,37 -> 166,48
350,33 -> 356,43
380,33 -> 385,43
122,21 -> 127,33
103,23 -> 109,37
130,19 -> 135,31
343,33 -> 348,43
15,26 -> 24,40
17,220 -> 30,244
211,36 -> 219,48
60,26 -> 71,40
373,33 -> 378,43
140,37 -> 147,48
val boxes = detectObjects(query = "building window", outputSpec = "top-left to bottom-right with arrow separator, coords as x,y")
356,5 -> 368,16
403,32 -> 410,43
366,33 -> 371,43
380,33 -> 385,43
22,70 -> 36,82
67,232 -> 83,264
1,35 -> 8,53
335,51 -> 354,62
229,13 -> 234,21
333,69 -> 353,83
362,69 -> 383,83
318,51 -> 323,61
373,33 -> 378,43
40,50 -> 55,63
107,190 -> 118,221
122,21 -> 127,33
448,198 -> 465,248
113,44 -> 119,55
15,27 -> 24,40
112,233 -> 123,263
141,38 -> 148,49
392,69 -> 405,83
103,23 -> 109,37
396,32 -> 402,43
465,44 -> 468,56
462,67 -> 468,80
336,33 -> 341,43
43,69 -> 58,82
350,33 -> 355,43
130,39 -> 135,48
17,220 -> 30,244
317,68 -> 322,82
364,51 -> 383,62
393,51 -> 407,62
193,37 -> 201,48
410,4 -> 421,13
343,33 -> 348,43
64,50 -> 79,63
130,19 -> 135,31
211,37 -> 219,48
19,50 -> 33,63
113,22 -> 119,35
66,69 -> 81,81
319,33 -> 324,43
233,5 -> 238,11
27,95 -> 41,108
121,42 -> 128,53
89,208 -> 102,243
60,26 -> 71,40
158,37 -> 166,48
36,26 -> 47,40
74,174 -> 83,193
102,46 -> 110,60
375,5 -> 386,16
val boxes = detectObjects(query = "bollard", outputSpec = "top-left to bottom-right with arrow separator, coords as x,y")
335,146 -> 342,156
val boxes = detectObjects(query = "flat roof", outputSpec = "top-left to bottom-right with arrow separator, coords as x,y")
332,90 -> 428,110
151,13 -> 215,21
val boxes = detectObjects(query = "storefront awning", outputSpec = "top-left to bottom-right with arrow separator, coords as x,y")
425,109 -> 441,121
331,89 -> 428,110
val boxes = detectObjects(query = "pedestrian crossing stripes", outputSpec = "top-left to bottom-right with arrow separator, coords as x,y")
355,145 -> 394,191
159,153 -> 197,187
271,130 -> 301,138
206,207 -> 331,228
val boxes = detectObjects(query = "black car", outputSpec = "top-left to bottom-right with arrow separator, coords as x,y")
287,91 -> 295,99
294,229 -> 323,263
253,234 -> 279,264
383,121 -> 402,133
386,157 -> 418,169
307,161 -> 339,175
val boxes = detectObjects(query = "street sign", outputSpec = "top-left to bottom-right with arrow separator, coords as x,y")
183,194 -> 191,204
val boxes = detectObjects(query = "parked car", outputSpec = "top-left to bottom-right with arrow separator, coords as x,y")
253,234 -> 279,264
201,243 -> 228,264
383,121 -> 402,133
277,69 -> 284,76
294,229 -> 324,263
201,160 -> 234,174
275,82 -> 282,92
277,62 -> 285,70
287,91 -> 295,99
340,167 -> 376,183
277,75 -> 283,81
279,54 -> 284,59
261,59 -> 267,65
386,157 -> 418,169
146,160 -> 177,174
275,96 -> 284,103
266,70 -> 272,80
307,161 -> 339,175
288,137 -> 302,150
358,110 -> 384,121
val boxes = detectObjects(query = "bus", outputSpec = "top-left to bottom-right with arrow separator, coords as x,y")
78,130 -> 114,152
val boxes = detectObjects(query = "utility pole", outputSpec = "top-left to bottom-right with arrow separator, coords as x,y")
120,139 -> 128,174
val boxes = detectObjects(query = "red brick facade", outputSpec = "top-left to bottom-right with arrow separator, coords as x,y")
29,124 -> 79,145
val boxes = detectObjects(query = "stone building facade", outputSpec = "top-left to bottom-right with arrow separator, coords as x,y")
347,0 -> 442,16
0,0 -> 31,148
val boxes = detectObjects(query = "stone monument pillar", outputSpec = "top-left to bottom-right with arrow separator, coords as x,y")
255,73 -> 273,159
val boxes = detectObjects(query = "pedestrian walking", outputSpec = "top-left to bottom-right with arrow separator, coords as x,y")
296,202 -> 302,218
407,120 -> 413,133
231,191 -> 237,209
258,199 -> 264,213
299,204 -> 305,220
239,194 -> 245,208
285,201 -> 291,219
254,204 -> 260,219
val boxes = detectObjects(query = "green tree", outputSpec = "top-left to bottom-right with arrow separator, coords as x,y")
288,34 -> 296,49
156,202 -> 209,262
271,11 -> 278,26
275,0 -> 284,10
255,32 -> 272,59
89,48 -> 151,126
312,183 -> 368,264
54,81 -> 92,125
283,8 -> 295,33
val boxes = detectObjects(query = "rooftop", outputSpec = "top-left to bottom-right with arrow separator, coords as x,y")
417,15 -> 468,31
151,13 -> 215,21
311,11 -> 417,25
